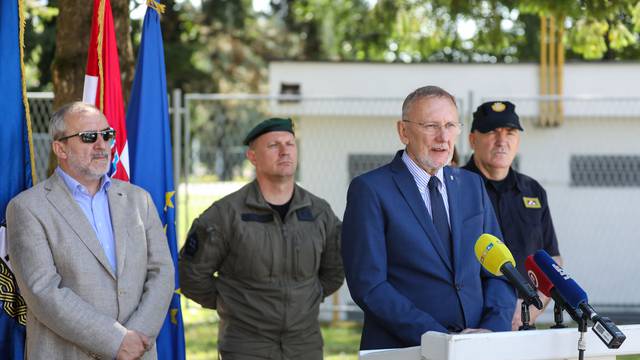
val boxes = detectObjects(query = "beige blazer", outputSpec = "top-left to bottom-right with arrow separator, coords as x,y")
7,172 -> 175,360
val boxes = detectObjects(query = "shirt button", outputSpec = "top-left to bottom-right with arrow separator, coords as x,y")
455,283 -> 462,291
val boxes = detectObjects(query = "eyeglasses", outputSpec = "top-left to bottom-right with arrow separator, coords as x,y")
402,120 -> 463,135
57,128 -> 116,144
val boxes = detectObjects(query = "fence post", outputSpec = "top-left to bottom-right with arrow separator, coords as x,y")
183,94 -> 191,236
172,88 -> 182,207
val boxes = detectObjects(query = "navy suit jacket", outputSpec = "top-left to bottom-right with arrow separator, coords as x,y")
342,150 -> 516,350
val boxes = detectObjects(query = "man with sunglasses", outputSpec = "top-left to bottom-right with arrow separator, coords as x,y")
6,102 -> 174,360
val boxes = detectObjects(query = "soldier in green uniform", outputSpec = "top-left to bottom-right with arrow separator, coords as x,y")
463,101 -> 562,330
179,118 -> 344,359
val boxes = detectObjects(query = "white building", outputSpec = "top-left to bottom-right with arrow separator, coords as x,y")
269,61 -> 640,319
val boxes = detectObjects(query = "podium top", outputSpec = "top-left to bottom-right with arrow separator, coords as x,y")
359,324 -> 640,360
421,324 -> 640,360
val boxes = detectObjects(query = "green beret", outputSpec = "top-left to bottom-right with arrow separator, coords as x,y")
243,117 -> 295,145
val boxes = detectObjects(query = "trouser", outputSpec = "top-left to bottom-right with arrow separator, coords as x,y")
219,348 -> 323,360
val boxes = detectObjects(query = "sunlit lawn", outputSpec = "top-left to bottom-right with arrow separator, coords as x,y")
182,300 -> 361,360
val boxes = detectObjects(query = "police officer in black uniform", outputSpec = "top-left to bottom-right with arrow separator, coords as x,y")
463,101 -> 562,330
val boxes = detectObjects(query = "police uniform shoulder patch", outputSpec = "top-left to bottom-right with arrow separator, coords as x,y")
523,197 -> 541,209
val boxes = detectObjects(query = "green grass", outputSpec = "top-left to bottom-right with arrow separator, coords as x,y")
182,301 -> 361,359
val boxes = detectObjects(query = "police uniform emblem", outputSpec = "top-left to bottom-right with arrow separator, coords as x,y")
523,197 -> 541,209
491,102 -> 506,112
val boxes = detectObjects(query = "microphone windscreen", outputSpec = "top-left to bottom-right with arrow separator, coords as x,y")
525,255 -> 553,297
533,250 -> 588,309
474,233 -> 515,276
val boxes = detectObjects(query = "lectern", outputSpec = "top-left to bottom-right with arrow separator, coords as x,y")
359,324 -> 640,360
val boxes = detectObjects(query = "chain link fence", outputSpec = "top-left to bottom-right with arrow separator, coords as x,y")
25,92 -> 640,323
26,92 -> 55,183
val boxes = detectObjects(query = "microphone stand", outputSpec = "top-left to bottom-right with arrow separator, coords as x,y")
518,300 -> 536,330
550,302 -> 567,329
577,316 -> 588,360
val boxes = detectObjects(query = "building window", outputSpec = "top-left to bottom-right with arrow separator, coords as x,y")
570,155 -> 640,187
279,83 -> 301,103
348,154 -> 394,180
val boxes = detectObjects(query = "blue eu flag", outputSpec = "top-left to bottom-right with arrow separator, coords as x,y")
0,1 -> 34,358
126,2 -> 186,359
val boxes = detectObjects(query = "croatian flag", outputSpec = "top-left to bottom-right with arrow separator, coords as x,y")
83,0 -> 130,181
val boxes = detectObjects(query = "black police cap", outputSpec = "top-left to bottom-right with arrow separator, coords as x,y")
471,101 -> 524,133
243,117 -> 295,145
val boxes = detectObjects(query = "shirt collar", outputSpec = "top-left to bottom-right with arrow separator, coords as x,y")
55,167 -> 111,196
464,155 -> 520,192
401,150 -> 445,191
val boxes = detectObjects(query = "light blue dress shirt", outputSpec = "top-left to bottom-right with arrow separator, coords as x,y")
56,167 -> 117,273
401,151 -> 451,226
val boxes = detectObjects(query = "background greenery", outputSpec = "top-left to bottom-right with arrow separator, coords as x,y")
25,0 -> 640,95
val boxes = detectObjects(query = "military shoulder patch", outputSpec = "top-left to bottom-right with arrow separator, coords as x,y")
296,207 -> 314,221
183,232 -> 199,257
523,197 -> 541,209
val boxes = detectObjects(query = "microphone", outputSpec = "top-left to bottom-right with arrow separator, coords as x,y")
533,250 -> 626,349
474,234 -> 542,309
525,255 -> 583,323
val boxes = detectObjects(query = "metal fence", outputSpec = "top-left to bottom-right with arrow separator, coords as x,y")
26,91 -> 640,322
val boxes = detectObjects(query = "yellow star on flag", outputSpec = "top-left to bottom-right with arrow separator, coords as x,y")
164,191 -> 175,211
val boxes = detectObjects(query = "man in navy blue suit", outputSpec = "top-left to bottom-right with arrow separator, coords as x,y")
342,86 -> 516,350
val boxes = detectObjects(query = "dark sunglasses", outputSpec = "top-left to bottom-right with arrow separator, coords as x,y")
57,128 -> 116,144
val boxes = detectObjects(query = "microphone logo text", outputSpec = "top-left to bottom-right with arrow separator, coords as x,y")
552,263 -> 571,280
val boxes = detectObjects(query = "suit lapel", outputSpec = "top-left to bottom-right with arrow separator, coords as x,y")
108,182 -> 128,278
45,173 -> 116,279
444,167 -> 463,274
391,152 -> 453,273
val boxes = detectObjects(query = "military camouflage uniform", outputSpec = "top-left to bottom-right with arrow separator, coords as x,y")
179,181 -> 344,359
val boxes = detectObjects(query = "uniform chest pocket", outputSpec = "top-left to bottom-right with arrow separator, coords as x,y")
514,204 -> 545,251
232,216 -> 277,280
293,223 -> 325,280
516,202 -> 544,226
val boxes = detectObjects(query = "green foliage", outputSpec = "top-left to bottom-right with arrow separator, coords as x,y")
570,18 -> 609,59
24,1 -> 58,90
26,0 -> 640,93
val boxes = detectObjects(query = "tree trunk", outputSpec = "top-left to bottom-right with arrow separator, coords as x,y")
49,0 -> 134,175
52,0 -> 133,108
51,0 -> 92,109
